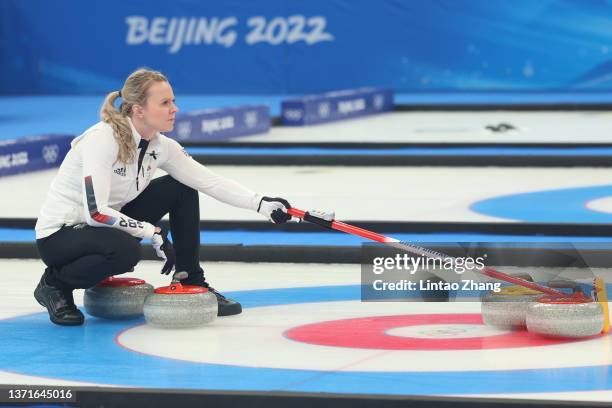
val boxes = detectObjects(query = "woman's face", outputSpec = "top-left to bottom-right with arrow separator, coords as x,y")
139,81 -> 179,133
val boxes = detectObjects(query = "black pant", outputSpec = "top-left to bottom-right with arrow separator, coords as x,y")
36,176 -> 202,290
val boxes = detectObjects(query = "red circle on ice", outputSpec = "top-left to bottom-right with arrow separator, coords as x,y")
284,314 -> 578,350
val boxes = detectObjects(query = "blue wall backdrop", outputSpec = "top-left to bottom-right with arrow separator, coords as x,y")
2,0 -> 612,94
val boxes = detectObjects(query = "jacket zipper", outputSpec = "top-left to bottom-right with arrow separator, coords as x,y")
136,139 -> 149,191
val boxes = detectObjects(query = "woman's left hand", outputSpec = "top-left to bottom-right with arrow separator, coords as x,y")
152,226 -> 176,274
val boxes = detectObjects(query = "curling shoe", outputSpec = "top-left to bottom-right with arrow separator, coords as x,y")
181,274 -> 242,316
34,269 -> 84,326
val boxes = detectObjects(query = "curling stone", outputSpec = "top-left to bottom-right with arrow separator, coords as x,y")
84,277 -> 154,319
143,272 -> 218,329
526,294 -> 604,338
481,285 -> 542,330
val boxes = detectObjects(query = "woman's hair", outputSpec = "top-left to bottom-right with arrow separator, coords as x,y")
100,68 -> 168,164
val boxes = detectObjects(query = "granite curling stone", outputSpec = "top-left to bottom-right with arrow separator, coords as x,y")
84,277 -> 154,319
526,294 -> 604,338
143,282 -> 218,329
481,284 -> 542,330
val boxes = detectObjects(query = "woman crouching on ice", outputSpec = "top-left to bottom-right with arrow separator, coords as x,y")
34,68 -> 293,325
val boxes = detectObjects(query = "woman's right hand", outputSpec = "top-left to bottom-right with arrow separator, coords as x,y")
257,196 -> 293,224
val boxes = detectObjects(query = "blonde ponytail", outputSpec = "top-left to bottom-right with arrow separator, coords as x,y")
99,68 -> 169,164
100,90 -> 135,164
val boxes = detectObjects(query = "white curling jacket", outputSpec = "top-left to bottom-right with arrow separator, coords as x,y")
35,119 -> 262,239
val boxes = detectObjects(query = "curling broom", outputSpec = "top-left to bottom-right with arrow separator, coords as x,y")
288,208 -> 610,333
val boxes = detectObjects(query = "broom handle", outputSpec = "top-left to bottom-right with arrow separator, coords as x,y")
288,208 -> 566,297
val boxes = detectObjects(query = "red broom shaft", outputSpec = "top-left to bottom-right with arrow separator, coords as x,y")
288,208 -> 392,243
288,207 -> 566,297
332,220 -> 392,243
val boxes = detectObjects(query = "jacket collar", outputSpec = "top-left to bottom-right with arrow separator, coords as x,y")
127,117 -> 144,146
127,117 -> 162,152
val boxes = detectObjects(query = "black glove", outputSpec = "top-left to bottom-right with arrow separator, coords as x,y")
257,196 -> 292,224
151,226 -> 176,275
